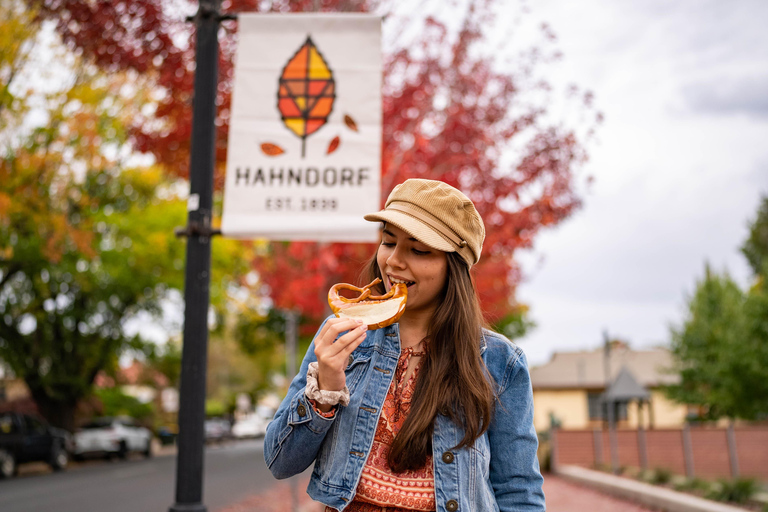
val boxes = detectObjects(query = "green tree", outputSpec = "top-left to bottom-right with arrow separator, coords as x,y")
742,195 -> 768,278
94,387 -> 154,423
731,196 -> 768,419
665,265 -> 749,420
738,278 -> 768,420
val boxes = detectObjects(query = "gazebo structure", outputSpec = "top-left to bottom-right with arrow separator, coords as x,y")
602,366 -> 652,473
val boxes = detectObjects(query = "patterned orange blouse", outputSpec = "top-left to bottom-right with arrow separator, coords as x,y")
324,346 -> 435,512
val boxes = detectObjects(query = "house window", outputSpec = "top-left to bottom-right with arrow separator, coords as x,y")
587,392 -> 603,420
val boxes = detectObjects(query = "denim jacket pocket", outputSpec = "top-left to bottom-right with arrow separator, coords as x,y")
344,349 -> 372,391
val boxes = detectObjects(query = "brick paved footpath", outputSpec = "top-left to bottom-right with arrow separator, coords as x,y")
216,474 -> 658,512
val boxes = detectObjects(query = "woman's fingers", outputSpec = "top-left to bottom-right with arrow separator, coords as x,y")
317,320 -> 365,353
316,318 -> 362,347
318,327 -> 366,364
314,320 -> 368,392
327,323 -> 367,354
342,327 -> 368,355
317,329 -> 368,392
315,320 -> 367,367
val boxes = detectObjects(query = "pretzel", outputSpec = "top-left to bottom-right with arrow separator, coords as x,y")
328,278 -> 407,330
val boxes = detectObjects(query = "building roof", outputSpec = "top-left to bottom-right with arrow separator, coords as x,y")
603,366 -> 651,401
530,343 -> 678,390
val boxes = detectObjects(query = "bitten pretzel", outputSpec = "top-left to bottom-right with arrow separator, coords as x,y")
327,278 -> 407,330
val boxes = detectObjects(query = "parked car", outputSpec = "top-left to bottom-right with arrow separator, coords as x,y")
231,414 -> 268,439
73,416 -> 152,460
204,418 -> 231,444
0,412 -> 71,478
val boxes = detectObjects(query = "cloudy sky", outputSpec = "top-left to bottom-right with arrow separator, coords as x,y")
507,0 -> 768,365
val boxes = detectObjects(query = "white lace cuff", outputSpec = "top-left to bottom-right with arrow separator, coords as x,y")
305,362 -> 350,407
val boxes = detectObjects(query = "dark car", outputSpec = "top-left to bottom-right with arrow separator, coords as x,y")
0,412 -> 71,478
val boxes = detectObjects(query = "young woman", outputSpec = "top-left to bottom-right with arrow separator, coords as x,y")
264,179 -> 545,511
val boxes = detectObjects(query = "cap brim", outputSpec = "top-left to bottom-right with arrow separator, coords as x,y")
364,210 -> 455,253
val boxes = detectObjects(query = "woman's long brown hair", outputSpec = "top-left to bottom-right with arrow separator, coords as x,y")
364,249 -> 496,472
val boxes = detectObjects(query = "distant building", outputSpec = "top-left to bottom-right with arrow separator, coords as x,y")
530,342 -> 688,431
95,360 -> 171,406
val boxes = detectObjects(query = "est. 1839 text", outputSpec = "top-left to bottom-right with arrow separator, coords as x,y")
265,197 -> 338,212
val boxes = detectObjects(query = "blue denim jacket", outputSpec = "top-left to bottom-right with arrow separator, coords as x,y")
264,317 -> 546,512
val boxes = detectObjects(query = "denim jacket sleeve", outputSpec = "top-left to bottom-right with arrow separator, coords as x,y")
487,346 -> 546,511
263,320 -> 337,480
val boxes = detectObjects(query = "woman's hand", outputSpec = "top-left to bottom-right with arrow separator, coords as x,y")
313,318 -> 368,393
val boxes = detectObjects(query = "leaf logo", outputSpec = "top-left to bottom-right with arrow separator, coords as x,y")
277,36 -> 336,157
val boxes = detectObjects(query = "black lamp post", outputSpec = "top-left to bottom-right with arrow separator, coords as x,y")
169,1 -> 226,511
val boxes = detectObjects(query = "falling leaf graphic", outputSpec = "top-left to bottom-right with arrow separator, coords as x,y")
261,142 -> 285,156
278,36 -> 336,157
327,136 -> 340,155
343,114 -> 358,132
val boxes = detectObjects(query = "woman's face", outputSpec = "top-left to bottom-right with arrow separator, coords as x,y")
377,224 -> 448,316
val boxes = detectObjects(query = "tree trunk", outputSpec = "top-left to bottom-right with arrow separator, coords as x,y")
26,384 -> 78,432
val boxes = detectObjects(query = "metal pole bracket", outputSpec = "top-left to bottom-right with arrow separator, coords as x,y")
174,221 -> 222,239
185,9 -> 238,23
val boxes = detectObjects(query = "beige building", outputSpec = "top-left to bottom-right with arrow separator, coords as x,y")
530,342 -> 688,432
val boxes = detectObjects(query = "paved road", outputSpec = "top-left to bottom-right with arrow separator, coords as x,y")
0,439 -> 304,512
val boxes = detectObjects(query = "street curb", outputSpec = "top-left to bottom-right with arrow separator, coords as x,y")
555,465 -> 749,512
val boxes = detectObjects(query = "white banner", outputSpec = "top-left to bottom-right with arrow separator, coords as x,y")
222,14 -> 382,242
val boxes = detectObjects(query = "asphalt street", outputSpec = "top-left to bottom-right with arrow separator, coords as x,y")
0,439 -> 299,512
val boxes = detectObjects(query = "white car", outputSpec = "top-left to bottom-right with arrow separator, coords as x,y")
74,417 -> 152,459
231,415 -> 268,439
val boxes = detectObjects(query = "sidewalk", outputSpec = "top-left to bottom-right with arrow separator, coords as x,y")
216,476 -> 322,512
544,474 -> 658,512
216,473 -> 658,512
555,465 -> 753,512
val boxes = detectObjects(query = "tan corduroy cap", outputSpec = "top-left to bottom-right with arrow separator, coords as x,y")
364,179 -> 485,267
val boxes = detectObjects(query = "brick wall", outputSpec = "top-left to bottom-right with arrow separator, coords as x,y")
616,430 -> 640,468
736,428 -> 768,480
553,426 -> 768,481
645,429 -> 686,475
554,430 -> 594,467
690,429 -> 731,479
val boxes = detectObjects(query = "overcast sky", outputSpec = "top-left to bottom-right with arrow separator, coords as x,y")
509,0 -> 768,365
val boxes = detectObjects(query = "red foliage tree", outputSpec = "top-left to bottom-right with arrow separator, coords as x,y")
30,0 -> 599,333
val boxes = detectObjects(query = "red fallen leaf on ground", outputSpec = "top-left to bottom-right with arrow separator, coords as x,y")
343,114 -> 358,132
327,136 -> 340,155
261,143 -> 285,156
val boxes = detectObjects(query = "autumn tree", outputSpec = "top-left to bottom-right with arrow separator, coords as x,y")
29,0 -> 598,343
0,0 -> 251,430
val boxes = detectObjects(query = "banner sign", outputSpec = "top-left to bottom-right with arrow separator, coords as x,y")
222,14 -> 382,242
